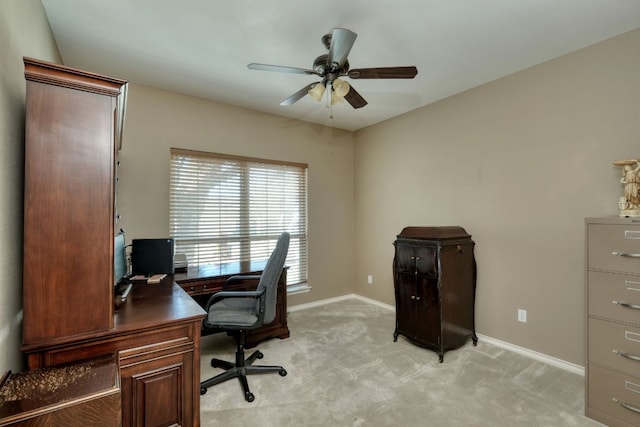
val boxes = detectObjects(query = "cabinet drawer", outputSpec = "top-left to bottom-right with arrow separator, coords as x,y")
589,363 -> 640,426
589,271 -> 640,325
589,318 -> 640,374
589,224 -> 640,273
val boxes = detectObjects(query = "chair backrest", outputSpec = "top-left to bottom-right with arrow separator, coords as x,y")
257,232 -> 290,325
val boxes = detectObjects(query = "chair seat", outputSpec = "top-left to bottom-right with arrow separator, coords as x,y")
204,298 -> 258,329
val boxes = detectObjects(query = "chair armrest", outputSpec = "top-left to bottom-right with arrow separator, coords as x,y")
204,288 -> 266,312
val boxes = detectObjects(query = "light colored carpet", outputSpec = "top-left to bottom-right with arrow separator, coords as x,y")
200,298 -> 601,426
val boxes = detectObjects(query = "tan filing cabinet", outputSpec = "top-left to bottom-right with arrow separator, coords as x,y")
586,217 -> 640,426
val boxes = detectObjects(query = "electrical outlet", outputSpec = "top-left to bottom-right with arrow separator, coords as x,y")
518,309 -> 527,323
367,275 -> 373,285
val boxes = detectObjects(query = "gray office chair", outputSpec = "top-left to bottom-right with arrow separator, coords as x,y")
199,232 -> 290,402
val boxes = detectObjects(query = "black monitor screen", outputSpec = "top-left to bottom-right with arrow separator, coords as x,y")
131,238 -> 175,276
114,232 -> 127,285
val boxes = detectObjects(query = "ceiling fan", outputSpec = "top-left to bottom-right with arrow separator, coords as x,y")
247,28 -> 418,109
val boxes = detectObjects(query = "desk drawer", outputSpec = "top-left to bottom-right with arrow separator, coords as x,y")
40,324 -> 195,367
589,318 -> 640,374
589,271 -> 640,325
180,281 -> 217,296
589,224 -> 640,274
589,363 -> 640,426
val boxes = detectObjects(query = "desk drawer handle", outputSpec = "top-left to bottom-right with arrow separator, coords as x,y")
612,251 -> 640,258
613,349 -> 640,362
613,301 -> 640,310
613,398 -> 640,414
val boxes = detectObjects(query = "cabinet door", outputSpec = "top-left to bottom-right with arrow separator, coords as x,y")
416,274 -> 441,347
22,59 -> 127,346
415,246 -> 438,276
395,244 -> 417,273
120,352 -> 193,427
395,271 -> 420,339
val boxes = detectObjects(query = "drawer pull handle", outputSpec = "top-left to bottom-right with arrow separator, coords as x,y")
613,398 -> 640,414
612,251 -> 640,258
613,301 -> 640,310
613,349 -> 640,362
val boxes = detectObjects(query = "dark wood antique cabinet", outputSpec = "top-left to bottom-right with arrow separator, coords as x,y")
393,226 -> 477,362
21,58 -> 205,426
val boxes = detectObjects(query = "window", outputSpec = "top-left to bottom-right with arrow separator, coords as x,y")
169,148 -> 308,288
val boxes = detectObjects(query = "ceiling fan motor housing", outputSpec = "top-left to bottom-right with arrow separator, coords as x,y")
313,54 -> 349,80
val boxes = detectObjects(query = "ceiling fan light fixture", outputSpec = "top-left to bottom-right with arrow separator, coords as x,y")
308,82 -> 325,101
331,91 -> 344,105
333,78 -> 350,97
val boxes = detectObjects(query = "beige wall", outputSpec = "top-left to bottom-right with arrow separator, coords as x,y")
116,84 -> 356,307
2,1 -> 638,371
0,0 -> 61,371
353,29 -> 640,365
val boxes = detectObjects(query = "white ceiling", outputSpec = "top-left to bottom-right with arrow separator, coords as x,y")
41,0 -> 640,131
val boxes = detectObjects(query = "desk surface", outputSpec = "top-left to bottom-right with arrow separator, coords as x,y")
114,277 -> 206,331
174,260 -> 269,283
22,278 -> 205,353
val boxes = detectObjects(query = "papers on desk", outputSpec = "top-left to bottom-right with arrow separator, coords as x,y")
131,274 -> 167,284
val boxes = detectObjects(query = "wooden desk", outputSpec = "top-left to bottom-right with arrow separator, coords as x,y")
174,261 -> 290,348
22,278 -> 206,427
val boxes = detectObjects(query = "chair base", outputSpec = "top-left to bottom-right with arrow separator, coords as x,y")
200,348 -> 287,402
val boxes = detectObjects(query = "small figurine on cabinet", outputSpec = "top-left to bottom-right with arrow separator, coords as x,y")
613,159 -> 640,217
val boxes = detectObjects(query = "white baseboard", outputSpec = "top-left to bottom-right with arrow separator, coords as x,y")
476,334 -> 584,376
288,293 -> 585,376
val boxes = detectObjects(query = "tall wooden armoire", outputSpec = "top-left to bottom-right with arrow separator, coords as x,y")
21,57 -> 127,348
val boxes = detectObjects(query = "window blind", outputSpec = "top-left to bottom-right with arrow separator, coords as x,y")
169,148 -> 308,286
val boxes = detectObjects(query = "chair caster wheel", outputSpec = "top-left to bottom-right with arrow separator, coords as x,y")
279,369 -> 287,377
256,351 -> 264,359
211,359 -> 219,368
245,392 -> 255,402
200,387 -> 207,395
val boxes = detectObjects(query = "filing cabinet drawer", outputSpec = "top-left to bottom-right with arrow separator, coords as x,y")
588,224 -> 640,274
589,363 -> 640,426
589,270 -> 640,325
589,318 -> 640,374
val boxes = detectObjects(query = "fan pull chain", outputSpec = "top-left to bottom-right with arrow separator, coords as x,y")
325,85 -> 333,119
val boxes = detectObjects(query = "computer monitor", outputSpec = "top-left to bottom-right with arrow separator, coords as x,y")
131,238 -> 175,276
114,232 -> 127,286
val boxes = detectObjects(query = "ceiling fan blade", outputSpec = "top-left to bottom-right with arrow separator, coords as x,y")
248,63 -> 318,76
344,84 -> 368,109
280,82 -> 319,106
347,66 -> 418,79
327,28 -> 357,69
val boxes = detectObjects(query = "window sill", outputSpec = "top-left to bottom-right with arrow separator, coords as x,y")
287,283 -> 311,295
